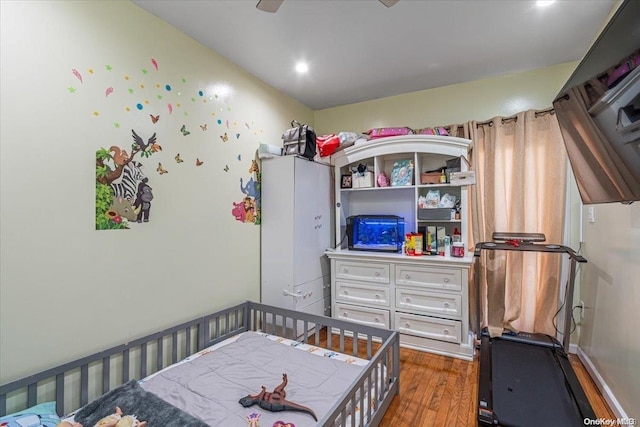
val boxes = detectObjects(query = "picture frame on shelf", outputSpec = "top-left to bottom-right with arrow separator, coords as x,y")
341,174 -> 353,189
391,159 -> 414,186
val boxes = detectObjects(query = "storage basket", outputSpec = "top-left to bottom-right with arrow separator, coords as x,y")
420,172 -> 442,185
417,208 -> 452,221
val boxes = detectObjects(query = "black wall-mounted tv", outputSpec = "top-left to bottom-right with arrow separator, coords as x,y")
553,0 -> 640,204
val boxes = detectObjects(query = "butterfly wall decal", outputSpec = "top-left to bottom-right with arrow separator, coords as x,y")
224,165 -> 229,172
200,124 -> 208,131
196,158 -> 204,167
236,133 -> 240,139
72,68 -> 83,83
175,153 -> 184,163
237,154 -> 242,161
157,162 -> 168,175
220,132 -> 228,142
150,114 -> 159,124
180,125 -> 190,136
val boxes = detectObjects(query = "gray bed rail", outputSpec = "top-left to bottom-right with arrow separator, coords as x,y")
1,301 -> 400,427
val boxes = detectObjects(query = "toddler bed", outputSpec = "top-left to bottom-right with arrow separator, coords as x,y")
0,301 -> 400,426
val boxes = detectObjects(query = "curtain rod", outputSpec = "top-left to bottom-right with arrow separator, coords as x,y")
475,107 -> 556,128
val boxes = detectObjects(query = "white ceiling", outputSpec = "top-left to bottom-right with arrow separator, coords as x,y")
132,0 -> 617,110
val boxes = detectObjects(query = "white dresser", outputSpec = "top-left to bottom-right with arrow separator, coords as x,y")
327,135 -> 474,360
260,155 -> 332,321
327,250 -> 473,360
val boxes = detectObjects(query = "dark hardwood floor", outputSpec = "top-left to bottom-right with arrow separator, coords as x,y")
379,346 -> 615,426
312,330 -> 615,426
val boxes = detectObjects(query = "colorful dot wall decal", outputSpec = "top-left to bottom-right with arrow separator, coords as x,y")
217,119 -> 222,125
198,90 -> 204,96
165,84 -> 172,91
136,103 -> 143,110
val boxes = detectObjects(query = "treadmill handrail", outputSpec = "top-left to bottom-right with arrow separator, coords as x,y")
473,240 -> 587,352
474,241 -> 587,263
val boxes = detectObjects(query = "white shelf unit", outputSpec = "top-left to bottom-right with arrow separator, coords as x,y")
327,135 -> 475,360
333,135 -> 471,248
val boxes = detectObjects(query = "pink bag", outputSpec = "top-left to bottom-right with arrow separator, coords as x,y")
366,127 -> 414,139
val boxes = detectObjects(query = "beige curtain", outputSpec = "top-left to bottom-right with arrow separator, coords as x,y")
466,110 -> 567,337
553,81 -> 640,203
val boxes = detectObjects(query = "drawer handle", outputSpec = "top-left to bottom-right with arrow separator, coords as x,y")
405,323 -> 410,329
375,294 -> 380,299
374,317 -> 380,323
444,329 -> 449,335
443,278 -> 450,283
405,297 -> 411,303
374,272 -> 380,277
444,302 -> 450,308
343,290 -> 348,295
405,274 -> 411,279
343,312 -> 348,317
343,269 -> 349,274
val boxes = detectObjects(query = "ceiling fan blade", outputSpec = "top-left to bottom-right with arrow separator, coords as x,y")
379,0 -> 399,7
256,0 -> 284,13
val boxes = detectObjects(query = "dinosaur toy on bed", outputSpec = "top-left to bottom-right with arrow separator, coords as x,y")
239,373 -> 317,421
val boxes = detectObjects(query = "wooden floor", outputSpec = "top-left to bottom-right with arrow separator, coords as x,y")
312,329 -> 614,426
378,346 -> 615,426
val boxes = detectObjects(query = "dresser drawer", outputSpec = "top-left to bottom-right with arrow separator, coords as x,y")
334,302 -> 390,329
395,288 -> 462,318
395,312 -> 462,343
335,260 -> 390,284
395,264 -> 462,291
335,281 -> 390,307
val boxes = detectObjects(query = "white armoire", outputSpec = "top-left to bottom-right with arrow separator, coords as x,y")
260,155 -> 332,320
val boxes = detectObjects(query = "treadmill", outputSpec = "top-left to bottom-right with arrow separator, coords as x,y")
474,232 -> 596,427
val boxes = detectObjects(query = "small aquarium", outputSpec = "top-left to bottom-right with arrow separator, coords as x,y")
347,215 -> 405,252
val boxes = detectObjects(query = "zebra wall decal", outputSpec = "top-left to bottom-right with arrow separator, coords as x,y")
110,161 -> 147,201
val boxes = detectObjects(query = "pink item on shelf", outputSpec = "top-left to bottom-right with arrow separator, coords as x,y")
377,171 -> 390,187
366,127 -> 414,139
606,53 -> 640,87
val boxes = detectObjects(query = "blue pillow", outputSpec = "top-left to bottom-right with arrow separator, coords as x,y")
0,402 -> 61,427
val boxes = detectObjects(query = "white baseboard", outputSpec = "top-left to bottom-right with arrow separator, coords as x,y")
576,346 -> 628,419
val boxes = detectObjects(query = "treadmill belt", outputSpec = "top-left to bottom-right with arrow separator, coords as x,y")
491,339 -> 580,427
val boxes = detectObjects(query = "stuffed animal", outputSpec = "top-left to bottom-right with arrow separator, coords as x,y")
56,407 -> 147,427
93,407 -> 147,427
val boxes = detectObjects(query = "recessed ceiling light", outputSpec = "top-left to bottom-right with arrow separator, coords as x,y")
295,62 -> 309,73
536,0 -> 555,6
